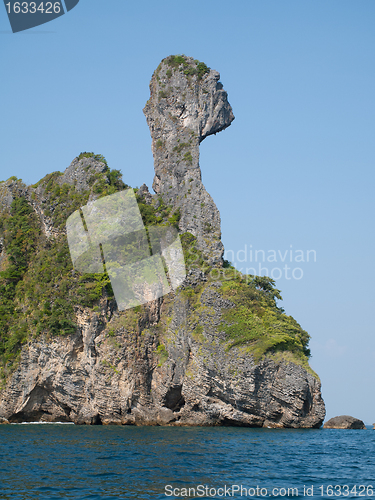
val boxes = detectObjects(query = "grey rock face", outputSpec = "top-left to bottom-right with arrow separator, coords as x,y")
0,157 -> 110,241
58,156 -> 108,193
323,415 -> 366,429
0,288 -> 325,427
137,183 -> 153,205
0,182 -> 14,211
143,56 -> 234,266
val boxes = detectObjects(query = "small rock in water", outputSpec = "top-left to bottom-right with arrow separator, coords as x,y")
323,415 -> 366,429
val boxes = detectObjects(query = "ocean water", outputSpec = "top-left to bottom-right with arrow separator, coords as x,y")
0,424 -> 374,499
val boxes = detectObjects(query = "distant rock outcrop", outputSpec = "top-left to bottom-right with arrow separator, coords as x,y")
324,415 -> 366,429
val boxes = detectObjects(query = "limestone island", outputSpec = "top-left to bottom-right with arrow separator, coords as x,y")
0,55 -> 325,427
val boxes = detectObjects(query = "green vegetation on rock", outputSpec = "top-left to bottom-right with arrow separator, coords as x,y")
163,55 -> 210,81
0,152 -> 314,383
78,152 -> 108,164
0,157 -> 123,380
168,257 -> 312,371
156,343 -> 168,366
218,271 -> 310,361
0,197 -> 41,372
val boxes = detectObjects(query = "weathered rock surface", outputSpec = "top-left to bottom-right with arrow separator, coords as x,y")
1,177 -> 60,240
0,181 -> 14,211
143,56 -> 234,266
323,415 -> 366,429
0,283 -> 325,427
58,155 -> 108,193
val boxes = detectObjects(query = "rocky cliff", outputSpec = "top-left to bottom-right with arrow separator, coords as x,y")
0,55 -> 325,427
143,55 -> 234,266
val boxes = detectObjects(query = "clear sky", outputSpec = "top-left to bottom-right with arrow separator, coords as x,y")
1,0 -> 374,423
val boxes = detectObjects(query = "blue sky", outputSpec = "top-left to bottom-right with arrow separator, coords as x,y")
1,0 -> 375,423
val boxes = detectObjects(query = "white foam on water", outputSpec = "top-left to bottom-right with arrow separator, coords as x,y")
11,421 -> 74,425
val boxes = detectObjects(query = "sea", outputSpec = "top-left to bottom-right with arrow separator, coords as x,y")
0,424 -> 374,499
